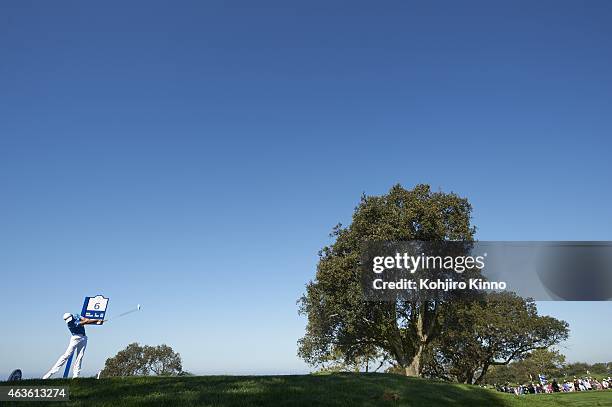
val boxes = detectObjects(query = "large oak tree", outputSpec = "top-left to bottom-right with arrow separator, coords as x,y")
298,184 -> 475,376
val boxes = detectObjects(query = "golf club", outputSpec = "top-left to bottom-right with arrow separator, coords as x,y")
104,304 -> 141,323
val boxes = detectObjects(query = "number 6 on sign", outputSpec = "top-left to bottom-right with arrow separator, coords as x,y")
81,295 -> 109,323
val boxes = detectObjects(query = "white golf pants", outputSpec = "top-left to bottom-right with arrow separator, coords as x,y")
43,334 -> 87,379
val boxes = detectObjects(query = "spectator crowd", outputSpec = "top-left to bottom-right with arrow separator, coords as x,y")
495,376 -> 611,395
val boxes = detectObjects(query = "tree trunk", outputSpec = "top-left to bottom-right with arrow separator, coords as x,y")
455,367 -> 473,384
404,305 -> 429,377
404,343 -> 424,376
474,363 -> 490,385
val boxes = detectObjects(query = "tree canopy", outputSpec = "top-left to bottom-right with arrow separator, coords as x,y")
101,343 -> 182,377
429,293 -> 569,383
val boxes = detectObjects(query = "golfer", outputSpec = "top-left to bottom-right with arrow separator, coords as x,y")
43,313 -> 102,379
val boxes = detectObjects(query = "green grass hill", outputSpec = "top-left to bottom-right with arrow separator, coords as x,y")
3,373 -> 611,406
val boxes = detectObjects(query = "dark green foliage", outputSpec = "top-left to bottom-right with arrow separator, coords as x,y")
430,293 -> 569,383
485,356 -> 611,385
515,349 -> 566,382
101,343 -> 182,377
485,349 -> 566,385
562,361 -> 611,377
100,343 -> 148,377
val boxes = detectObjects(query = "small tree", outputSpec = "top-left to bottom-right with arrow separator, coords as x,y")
485,350 -> 567,385
432,293 -> 568,384
100,343 -> 148,376
485,364 -> 520,386
101,343 -> 183,377
515,349 -> 566,381
145,344 -> 183,376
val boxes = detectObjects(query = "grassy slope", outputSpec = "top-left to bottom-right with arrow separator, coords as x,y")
2,374 -> 611,407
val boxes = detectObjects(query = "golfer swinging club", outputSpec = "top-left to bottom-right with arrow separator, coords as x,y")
43,313 -> 102,379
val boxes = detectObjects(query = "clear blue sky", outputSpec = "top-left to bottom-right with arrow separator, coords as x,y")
1,1 -> 611,377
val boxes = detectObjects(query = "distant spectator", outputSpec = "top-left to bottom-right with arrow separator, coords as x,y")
552,379 -> 560,393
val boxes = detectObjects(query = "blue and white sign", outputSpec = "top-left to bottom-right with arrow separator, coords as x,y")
81,295 -> 109,322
